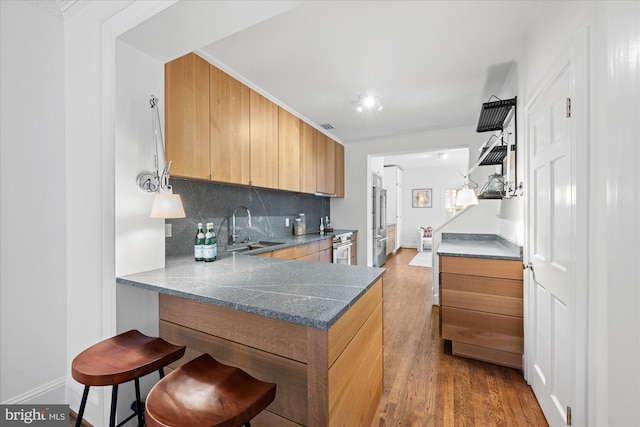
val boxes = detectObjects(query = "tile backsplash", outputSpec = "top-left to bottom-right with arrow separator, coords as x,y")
166,178 -> 330,257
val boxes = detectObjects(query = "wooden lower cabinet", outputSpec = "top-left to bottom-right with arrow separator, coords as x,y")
439,256 -> 523,369
385,225 -> 396,255
159,278 -> 383,427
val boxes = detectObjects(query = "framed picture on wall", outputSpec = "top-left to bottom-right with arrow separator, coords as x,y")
412,188 -> 432,208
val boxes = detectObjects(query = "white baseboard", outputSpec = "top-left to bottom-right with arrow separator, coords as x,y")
2,377 -> 66,404
66,380 -> 102,426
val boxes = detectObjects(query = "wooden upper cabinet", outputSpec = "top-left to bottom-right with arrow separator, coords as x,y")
249,90 -> 279,188
164,53 -> 210,180
210,64 -> 250,185
278,107 -> 300,192
334,141 -> 345,198
316,132 -> 335,195
299,122 -> 317,195
165,54 -> 344,197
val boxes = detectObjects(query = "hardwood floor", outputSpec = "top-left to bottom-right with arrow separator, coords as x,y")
377,249 -> 547,427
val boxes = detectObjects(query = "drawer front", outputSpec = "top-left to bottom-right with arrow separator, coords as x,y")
451,341 -> 522,370
441,307 -> 523,354
441,273 -> 523,317
440,256 -> 523,280
271,241 -> 320,259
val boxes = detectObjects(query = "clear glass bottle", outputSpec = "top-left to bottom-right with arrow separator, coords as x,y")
194,223 -> 205,261
203,223 -> 217,262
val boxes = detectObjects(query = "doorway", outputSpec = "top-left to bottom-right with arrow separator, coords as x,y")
524,31 -> 589,427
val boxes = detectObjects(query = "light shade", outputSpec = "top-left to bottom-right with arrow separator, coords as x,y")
150,192 -> 186,218
455,188 -> 479,207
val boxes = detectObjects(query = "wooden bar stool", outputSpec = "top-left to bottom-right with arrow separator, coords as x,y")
71,329 -> 186,427
145,354 -> 277,427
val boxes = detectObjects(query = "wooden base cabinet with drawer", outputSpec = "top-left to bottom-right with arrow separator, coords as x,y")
439,256 -> 524,369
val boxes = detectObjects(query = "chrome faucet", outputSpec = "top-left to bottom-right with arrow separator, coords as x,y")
231,206 -> 252,244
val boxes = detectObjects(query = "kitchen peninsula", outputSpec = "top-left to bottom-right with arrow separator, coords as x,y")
438,233 -> 524,369
117,241 -> 385,427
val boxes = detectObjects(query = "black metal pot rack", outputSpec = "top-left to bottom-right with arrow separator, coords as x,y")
471,96 -> 520,199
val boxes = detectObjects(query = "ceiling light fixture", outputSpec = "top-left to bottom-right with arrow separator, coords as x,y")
437,153 -> 449,161
137,96 -> 186,218
355,94 -> 383,113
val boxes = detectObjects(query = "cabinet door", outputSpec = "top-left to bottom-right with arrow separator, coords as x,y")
210,65 -> 250,185
299,122 -> 317,194
164,53 -> 210,180
334,141 -> 345,197
316,132 -> 335,195
249,90 -> 279,188
278,107 -> 300,192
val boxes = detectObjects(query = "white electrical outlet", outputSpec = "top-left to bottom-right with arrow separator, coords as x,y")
285,218 -> 289,227
165,223 -> 172,237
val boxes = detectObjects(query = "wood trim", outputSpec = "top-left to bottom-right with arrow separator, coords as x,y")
327,279 -> 383,365
160,320 -> 308,425
441,273 -> 523,317
440,257 -> 523,280
159,293 -> 308,362
307,328 -> 329,427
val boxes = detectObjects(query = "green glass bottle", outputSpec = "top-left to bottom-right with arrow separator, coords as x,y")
194,223 -> 205,261
203,222 -> 217,262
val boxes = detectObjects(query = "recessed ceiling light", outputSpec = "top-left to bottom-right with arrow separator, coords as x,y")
355,94 -> 383,112
437,153 -> 449,160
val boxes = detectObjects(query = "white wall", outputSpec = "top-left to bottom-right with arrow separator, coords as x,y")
0,1 -> 67,404
515,1 -> 640,425
63,3 -> 131,423
331,126 -> 487,266
113,39 -> 166,423
587,2 -> 640,425
401,165 -> 465,247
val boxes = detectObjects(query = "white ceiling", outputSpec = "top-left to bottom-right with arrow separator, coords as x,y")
120,1 -> 539,143
383,147 -> 469,171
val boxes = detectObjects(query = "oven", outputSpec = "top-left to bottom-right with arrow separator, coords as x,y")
332,232 -> 353,265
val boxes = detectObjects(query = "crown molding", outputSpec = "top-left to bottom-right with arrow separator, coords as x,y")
26,0 -> 87,20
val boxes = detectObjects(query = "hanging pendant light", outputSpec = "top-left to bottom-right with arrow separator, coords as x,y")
455,175 -> 479,207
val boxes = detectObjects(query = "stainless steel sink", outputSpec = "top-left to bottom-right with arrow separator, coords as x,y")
247,241 -> 283,250
227,241 -> 283,253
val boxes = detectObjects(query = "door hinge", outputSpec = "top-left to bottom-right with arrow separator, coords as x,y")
567,406 -> 572,426
566,98 -> 572,118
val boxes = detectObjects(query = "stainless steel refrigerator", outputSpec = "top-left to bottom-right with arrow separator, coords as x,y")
372,173 -> 387,267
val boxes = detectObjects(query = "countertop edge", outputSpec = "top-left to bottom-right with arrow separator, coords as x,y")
437,233 -> 523,261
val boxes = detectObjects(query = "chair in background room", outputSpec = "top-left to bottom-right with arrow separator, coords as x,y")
417,226 -> 433,252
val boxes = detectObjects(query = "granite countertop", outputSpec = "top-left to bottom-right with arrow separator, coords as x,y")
117,230 -> 383,331
437,233 -> 523,261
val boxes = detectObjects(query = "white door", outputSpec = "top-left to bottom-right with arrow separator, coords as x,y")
526,59 -> 577,426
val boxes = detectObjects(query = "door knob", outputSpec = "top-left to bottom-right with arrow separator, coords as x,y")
524,262 -> 534,271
